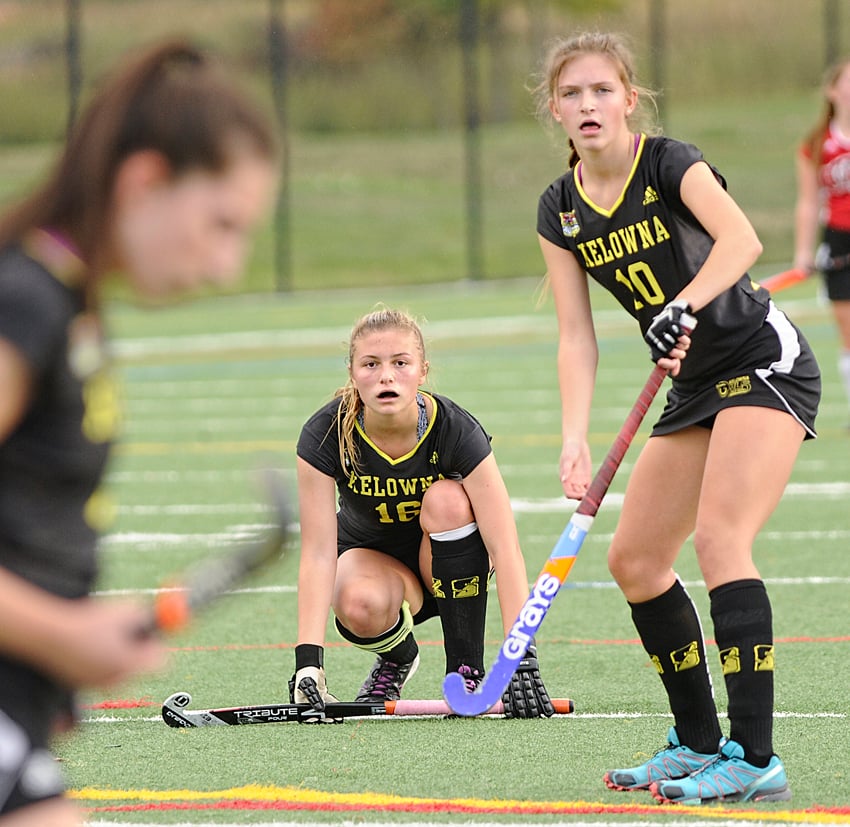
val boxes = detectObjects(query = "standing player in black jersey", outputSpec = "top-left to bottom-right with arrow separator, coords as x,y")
533,32 -> 820,805
291,307 -> 554,719
0,41 -> 278,827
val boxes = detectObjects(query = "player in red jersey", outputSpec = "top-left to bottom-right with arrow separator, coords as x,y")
795,57 -> 850,423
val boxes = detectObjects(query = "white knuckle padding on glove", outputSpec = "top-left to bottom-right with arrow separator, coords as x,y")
644,299 -> 697,363
293,666 -> 338,708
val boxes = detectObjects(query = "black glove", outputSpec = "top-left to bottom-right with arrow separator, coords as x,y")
289,644 -> 338,712
501,644 -> 554,718
644,299 -> 697,362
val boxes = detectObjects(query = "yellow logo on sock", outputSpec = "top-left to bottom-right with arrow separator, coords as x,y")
451,576 -> 480,598
670,641 -> 700,672
719,646 -> 741,675
650,654 -> 664,674
432,578 -> 445,598
754,644 -> 775,671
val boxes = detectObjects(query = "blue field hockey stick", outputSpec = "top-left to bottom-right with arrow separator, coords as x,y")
443,362 -> 672,715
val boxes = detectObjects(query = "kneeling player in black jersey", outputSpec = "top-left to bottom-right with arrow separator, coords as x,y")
291,307 -> 554,719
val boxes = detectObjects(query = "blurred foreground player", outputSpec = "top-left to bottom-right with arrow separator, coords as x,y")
0,40 -> 278,826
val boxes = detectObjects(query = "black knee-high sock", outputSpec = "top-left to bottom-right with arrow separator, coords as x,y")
430,527 -> 490,674
710,579 -> 775,766
629,579 -> 722,754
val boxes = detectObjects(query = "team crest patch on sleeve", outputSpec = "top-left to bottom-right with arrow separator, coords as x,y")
559,211 -> 580,237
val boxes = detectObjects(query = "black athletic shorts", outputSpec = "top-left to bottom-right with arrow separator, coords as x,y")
820,227 -> 850,301
0,658 -> 71,816
338,536 -> 439,624
652,303 -> 820,438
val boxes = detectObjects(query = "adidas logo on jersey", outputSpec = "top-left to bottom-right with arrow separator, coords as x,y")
642,186 -> 659,205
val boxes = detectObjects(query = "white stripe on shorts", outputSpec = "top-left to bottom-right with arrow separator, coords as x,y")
755,300 -> 816,437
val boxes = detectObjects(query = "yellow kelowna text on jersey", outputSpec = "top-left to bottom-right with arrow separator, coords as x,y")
576,216 -> 671,269
347,474 -> 435,497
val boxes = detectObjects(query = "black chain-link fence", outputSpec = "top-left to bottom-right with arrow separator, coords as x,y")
0,0 -> 845,291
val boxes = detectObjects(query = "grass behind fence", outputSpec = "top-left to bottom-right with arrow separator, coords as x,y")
0,89 -> 822,298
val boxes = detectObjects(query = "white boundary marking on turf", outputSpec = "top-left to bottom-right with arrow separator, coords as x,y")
92,573 -> 850,599
99,530 -> 257,548
508,482 -> 850,512
109,298 -> 820,360
113,503 -> 270,515
81,710 -> 846,725
94,584 -> 299,596
112,314 -> 563,359
94,482 -> 850,519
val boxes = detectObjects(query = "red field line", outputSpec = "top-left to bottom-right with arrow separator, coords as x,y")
163,634 -> 850,653
81,795 -> 850,823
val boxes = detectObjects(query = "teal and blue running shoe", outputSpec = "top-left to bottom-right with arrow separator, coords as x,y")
603,727 -> 717,791
651,737 -> 792,804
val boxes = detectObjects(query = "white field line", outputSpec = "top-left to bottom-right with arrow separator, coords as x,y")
81,710 -> 846,726
111,503 -> 271,515
100,524 -> 850,551
101,481 -> 850,519
93,573 -> 850,598
112,314 -> 564,360
102,458 -> 835,482
95,584 -> 298,596
110,299 -> 822,360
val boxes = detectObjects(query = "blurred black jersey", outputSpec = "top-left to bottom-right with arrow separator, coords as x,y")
0,243 -> 115,598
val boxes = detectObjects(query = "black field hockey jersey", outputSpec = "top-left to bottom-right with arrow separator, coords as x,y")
0,243 -> 116,598
297,392 -> 492,551
538,135 -> 774,386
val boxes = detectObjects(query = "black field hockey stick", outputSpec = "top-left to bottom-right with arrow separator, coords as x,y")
141,466 -> 291,636
161,691 -> 575,726
443,352 -> 689,716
